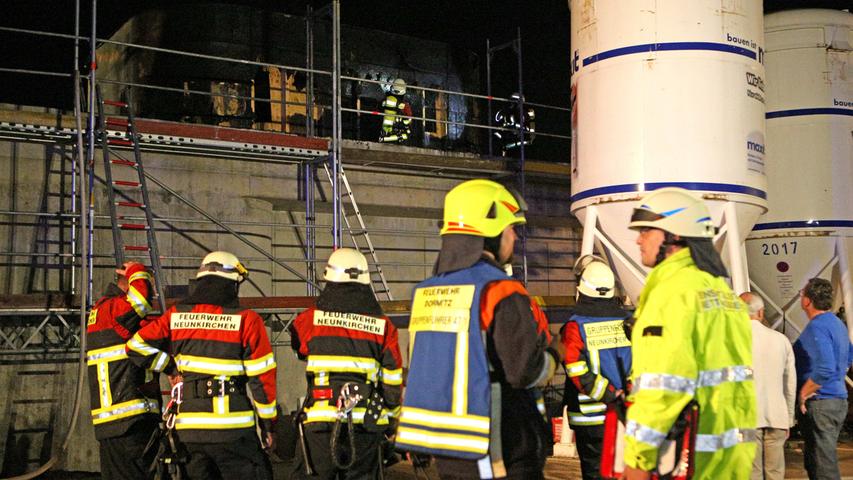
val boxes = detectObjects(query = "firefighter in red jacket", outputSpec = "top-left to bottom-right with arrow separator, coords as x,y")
126,251 -> 278,479
560,256 -> 632,480
289,247 -> 403,479
87,261 -> 159,479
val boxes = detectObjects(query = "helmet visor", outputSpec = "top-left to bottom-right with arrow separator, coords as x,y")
199,261 -> 249,281
505,186 -> 528,218
629,208 -> 665,224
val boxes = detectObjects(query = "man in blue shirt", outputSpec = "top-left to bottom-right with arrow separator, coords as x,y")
793,277 -> 853,480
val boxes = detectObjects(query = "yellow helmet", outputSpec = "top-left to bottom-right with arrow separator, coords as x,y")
197,251 -> 248,283
629,187 -> 716,238
440,179 -> 527,238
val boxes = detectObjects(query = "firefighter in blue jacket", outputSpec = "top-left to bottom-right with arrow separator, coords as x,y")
396,179 -> 563,479
560,256 -> 632,480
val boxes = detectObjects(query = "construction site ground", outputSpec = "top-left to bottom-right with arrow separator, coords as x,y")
269,439 -> 853,479
36,438 -> 853,478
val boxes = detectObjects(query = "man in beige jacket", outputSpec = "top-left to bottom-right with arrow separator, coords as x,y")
741,292 -> 796,480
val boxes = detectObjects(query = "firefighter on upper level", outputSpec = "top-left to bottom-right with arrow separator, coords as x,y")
289,247 -> 403,479
127,251 -> 278,480
378,78 -> 413,144
87,261 -> 159,479
493,93 -> 535,156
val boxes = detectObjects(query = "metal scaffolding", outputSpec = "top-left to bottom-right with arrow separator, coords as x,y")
0,2 -> 574,348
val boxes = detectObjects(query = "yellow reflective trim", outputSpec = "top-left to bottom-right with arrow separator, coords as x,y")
126,285 -> 152,317
91,398 -> 156,424
400,406 -> 489,434
87,344 -> 128,365
454,330 -> 469,416
382,367 -> 403,385
244,352 -> 276,376
175,354 -> 245,376
174,410 -> 256,430
566,361 -> 589,377
127,333 -> 161,356
254,399 -> 277,419
396,426 -> 489,454
590,375 -> 608,401
304,405 -> 389,425
97,362 -> 112,407
127,271 -> 152,284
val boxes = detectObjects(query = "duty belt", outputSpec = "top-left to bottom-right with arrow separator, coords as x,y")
182,377 -> 247,399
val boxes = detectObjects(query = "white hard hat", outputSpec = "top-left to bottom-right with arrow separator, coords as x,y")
574,255 -> 615,299
324,248 -> 370,285
197,251 -> 248,283
391,78 -> 407,95
629,187 -> 716,238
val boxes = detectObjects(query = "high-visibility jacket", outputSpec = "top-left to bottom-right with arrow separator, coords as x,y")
380,93 -> 412,142
561,301 -> 632,427
127,302 -> 278,443
86,263 -> 159,440
396,260 -> 551,462
290,306 -> 403,426
626,248 -> 756,478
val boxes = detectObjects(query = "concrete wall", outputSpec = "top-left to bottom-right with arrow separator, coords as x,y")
0,126 -> 577,473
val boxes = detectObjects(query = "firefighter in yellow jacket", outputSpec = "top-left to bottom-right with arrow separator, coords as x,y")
624,187 -> 756,479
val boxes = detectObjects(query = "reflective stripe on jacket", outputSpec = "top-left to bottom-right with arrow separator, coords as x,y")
127,303 -> 278,443
626,248 -> 756,478
290,307 -> 403,425
561,309 -> 631,427
86,263 -> 158,440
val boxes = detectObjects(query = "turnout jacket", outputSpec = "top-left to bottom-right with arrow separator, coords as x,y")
290,296 -> 403,427
126,278 -> 278,443
561,299 -> 632,427
397,258 -> 552,470
87,263 -> 158,440
626,248 -> 756,478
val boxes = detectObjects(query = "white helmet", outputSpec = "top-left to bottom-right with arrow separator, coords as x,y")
574,255 -> 615,299
324,248 -> 370,285
629,187 -> 716,238
197,251 -> 248,283
391,78 -> 407,95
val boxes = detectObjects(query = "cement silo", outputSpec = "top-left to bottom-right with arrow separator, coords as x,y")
745,9 -> 853,339
569,0 -> 768,301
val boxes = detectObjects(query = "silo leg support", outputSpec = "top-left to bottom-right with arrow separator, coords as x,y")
836,237 -> 853,342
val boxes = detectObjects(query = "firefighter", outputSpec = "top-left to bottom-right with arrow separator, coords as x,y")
396,179 -> 563,479
378,78 -> 412,143
87,261 -> 159,479
126,251 -> 278,480
493,93 -> 535,156
624,187 -> 756,479
560,256 -> 631,480
289,247 -> 403,479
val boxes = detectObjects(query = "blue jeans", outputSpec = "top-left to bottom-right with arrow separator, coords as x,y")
798,397 -> 848,480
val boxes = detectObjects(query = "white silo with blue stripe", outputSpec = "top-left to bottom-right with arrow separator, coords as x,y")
569,0 -> 768,302
745,9 -> 853,340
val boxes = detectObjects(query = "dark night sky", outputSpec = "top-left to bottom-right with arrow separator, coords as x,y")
0,1 -> 849,110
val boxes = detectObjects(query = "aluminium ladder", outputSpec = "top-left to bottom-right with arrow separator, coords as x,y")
96,86 -> 167,313
321,161 -> 393,301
